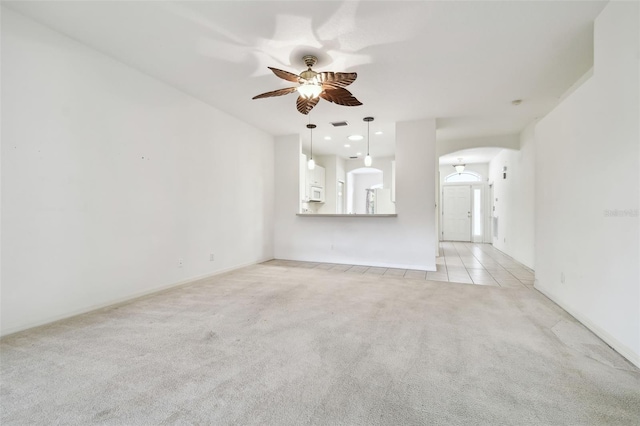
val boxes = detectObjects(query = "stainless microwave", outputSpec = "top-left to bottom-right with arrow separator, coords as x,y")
309,186 -> 324,202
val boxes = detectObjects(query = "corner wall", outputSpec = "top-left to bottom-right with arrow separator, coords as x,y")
487,123 -> 536,269
534,2 -> 639,366
1,9 -> 275,335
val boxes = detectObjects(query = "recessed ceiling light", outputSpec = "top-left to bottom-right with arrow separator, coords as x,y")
348,135 -> 363,141
375,131 -> 383,135
324,136 -> 331,140
344,144 -> 351,148
356,152 -> 362,156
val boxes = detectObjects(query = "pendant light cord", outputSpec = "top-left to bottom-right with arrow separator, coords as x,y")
306,117 -> 316,168
309,115 -> 313,160
362,117 -> 374,167
367,120 -> 370,156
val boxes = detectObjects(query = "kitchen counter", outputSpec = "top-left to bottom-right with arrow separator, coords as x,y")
296,214 -> 397,217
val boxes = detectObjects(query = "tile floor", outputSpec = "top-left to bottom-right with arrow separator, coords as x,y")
263,242 -> 535,288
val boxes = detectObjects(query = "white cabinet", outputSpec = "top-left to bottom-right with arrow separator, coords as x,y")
302,164 -> 325,203
307,165 -> 325,188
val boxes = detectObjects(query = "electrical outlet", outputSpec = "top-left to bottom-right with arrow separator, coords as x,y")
209,253 -> 215,262
178,258 -> 184,268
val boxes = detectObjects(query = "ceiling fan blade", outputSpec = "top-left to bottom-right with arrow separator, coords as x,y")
296,96 -> 319,115
318,72 -> 357,88
268,67 -> 301,83
320,87 -> 362,107
252,87 -> 298,99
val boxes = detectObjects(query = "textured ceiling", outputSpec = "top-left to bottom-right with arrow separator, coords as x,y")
4,1 -> 606,159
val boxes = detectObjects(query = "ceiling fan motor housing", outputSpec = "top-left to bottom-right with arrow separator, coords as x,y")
302,55 -> 318,68
300,69 -> 318,82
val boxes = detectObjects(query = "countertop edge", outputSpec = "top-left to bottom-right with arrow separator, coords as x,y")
296,214 -> 398,217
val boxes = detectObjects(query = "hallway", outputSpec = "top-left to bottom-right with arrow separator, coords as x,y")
265,243 -> 534,288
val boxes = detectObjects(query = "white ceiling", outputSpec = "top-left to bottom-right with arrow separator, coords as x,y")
4,1 -> 606,159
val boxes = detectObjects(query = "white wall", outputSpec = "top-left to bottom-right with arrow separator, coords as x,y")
487,123 -> 536,268
534,2 -> 639,366
437,134 -> 519,157
317,155 -> 338,215
336,157 -> 346,214
274,119 -> 437,270
1,9 -> 274,335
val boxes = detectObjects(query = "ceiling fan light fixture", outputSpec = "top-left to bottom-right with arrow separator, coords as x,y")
453,157 -> 465,174
297,83 -> 322,99
252,55 -> 362,114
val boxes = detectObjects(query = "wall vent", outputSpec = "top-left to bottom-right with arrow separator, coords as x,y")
349,156 -> 358,159
331,121 -> 348,127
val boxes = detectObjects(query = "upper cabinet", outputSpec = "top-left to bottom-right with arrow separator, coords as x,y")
308,165 -> 325,188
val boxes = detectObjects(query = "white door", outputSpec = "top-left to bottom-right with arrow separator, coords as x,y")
443,186 -> 471,241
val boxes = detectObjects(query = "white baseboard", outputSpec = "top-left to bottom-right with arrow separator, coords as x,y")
535,285 -> 640,369
0,258 -> 271,338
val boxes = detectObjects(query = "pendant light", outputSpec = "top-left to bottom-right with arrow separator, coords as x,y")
363,116 -> 374,167
307,123 -> 316,170
453,157 -> 465,174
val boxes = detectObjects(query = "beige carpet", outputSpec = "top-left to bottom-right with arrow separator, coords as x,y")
1,264 -> 639,425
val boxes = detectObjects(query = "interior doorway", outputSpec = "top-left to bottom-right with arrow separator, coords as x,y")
346,167 -> 384,214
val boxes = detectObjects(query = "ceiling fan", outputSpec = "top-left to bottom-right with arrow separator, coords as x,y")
252,55 -> 362,115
